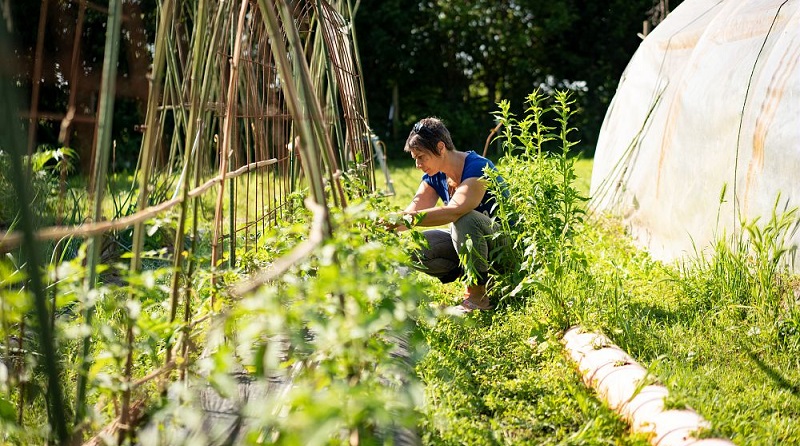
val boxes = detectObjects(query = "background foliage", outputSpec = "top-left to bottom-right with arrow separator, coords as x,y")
355,0 -> 684,156
5,0 -> 157,172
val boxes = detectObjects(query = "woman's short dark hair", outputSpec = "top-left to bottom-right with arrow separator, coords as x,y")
404,117 -> 455,156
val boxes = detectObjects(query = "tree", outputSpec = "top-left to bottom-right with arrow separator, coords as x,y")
356,0 -> 683,156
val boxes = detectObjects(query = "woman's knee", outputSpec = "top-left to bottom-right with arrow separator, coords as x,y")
453,211 -> 493,233
452,211 -> 494,249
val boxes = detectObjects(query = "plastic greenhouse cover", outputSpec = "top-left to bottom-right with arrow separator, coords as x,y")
590,0 -> 800,269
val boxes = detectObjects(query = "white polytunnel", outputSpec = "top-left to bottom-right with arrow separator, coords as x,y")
590,0 -> 800,268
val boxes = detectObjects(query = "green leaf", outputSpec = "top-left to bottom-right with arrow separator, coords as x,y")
0,396 -> 16,422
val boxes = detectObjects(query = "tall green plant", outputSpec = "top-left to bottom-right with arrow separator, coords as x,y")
76,0 -> 123,425
485,89 -> 588,327
679,195 -> 799,328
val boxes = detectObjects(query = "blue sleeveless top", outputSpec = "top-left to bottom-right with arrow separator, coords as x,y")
422,151 -> 500,217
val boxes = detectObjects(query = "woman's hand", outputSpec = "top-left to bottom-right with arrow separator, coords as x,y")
379,212 -> 417,232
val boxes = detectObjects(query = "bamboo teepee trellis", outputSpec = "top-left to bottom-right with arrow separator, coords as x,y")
0,0 -> 381,441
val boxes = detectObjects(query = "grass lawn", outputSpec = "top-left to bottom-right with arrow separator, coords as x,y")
385,153 -> 800,445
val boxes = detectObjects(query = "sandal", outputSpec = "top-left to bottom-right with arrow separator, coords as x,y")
450,297 -> 492,314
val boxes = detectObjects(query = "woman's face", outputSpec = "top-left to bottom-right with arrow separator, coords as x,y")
410,147 -> 440,176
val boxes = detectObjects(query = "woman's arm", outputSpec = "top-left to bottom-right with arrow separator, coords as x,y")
385,181 -> 439,232
404,181 -> 439,214
407,177 -> 486,227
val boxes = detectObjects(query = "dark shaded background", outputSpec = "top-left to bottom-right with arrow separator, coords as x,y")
355,0 -> 681,158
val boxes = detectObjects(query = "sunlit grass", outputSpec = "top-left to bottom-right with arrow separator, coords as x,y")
384,157 -> 421,210
573,157 -> 592,197
415,291 -> 649,445
573,215 -> 800,444
397,140 -> 800,445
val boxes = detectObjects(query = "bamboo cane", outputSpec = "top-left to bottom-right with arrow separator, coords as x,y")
129,0 -> 175,297
346,0 -> 382,192
165,0 -> 227,366
211,0 -> 248,282
118,0 -> 175,437
278,0 -> 347,209
309,10 -> 347,172
257,0 -> 330,233
75,0 -> 123,427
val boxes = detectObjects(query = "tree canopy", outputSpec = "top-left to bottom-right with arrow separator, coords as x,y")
3,0 -> 156,171
355,0 -> 680,156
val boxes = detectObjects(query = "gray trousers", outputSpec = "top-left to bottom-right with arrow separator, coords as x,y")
413,211 -> 504,285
